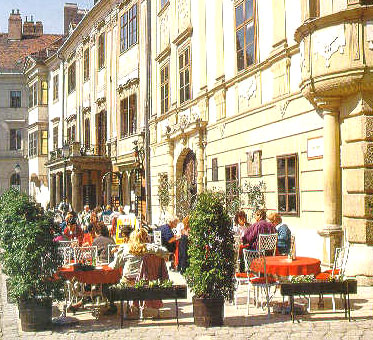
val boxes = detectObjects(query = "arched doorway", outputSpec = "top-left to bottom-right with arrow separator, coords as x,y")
175,149 -> 197,218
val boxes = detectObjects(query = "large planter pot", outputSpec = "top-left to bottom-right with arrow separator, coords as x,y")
192,296 -> 224,327
18,298 -> 52,332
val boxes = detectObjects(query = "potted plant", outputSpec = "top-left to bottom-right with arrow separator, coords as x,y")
185,191 -> 235,327
0,189 -> 63,331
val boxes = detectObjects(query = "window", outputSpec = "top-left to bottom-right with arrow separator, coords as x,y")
28,131 -> 38,157
160,63 -> 169,114
10,173 -> 20,191
41,130 -> 48,155
68,62 -> 76,93
53,126 -> 58,150
212,158 -> 218,182
41,81 -> 48,105
98,33 -> 105,69
84,48 -> 90,81
161,0 -> 169,9
10,91 -> 21,108
53,75 -> 59,101
179,47 -> 191,104
225,164 -> 239,203
10,129 -> 21,150
67,125 -> 76,144
235,0 -> 256,72
84,118 -> 90,149
277,154 -> 299,214
120,94 -> 137,138
120,4 -> 137,53
29,83 -> 38,108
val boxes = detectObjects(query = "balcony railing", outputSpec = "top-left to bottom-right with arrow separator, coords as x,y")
49,142 -> 110,161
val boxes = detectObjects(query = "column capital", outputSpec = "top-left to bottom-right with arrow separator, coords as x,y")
314,97 -> 341,114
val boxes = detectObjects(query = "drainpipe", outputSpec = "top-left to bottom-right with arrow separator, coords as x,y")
145,0 -> 152,223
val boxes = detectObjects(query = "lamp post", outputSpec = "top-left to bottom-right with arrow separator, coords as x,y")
62,143 -> 70,213
133,140 -> 145,223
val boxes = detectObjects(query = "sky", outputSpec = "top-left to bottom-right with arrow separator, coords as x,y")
0,0 -> 94,34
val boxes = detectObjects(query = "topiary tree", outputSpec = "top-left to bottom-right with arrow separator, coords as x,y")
185,190 -> 235,300
0,188 -> 63,302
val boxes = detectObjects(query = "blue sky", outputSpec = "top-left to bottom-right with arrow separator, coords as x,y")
0,0 -> 94,34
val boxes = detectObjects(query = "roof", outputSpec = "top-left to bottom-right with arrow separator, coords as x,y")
0,33 -> 63,73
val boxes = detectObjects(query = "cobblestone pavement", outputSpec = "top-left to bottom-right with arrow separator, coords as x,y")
1,269 -> 373,340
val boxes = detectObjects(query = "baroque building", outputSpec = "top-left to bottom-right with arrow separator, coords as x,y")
149,0 -> 373,283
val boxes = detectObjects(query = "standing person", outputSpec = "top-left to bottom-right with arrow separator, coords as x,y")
241,209 -> 276,250
79,205 -> 91,232
101,204 -> 113,223
268,212 -> 291,255
178,216 -> 190,274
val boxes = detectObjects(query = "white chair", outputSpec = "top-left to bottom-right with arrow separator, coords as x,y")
58,246 -> 73,266
331,247 -> 350,311
243,249 -> 278,317
73,246 -> 98,265
234,244 -> 251,308
153,230 -> 162,246
258,233 -> 278,256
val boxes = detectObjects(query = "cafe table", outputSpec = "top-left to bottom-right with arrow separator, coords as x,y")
255,256 -> 321,278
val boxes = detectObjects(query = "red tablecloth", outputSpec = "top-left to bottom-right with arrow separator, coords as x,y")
58,265 -> 121,284
252,256 -> 321,277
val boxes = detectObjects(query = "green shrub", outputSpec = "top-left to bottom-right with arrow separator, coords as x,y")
0,188 -> 63,301
185,191 -> 235,300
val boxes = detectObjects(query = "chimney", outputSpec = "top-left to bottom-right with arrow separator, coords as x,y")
35,21 -> 43,36
8,9 -> 22,40
64,3 -> 78,36
23,16 -> 35,37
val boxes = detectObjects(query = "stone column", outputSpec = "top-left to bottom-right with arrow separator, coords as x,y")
214,0 -> 224,82
197,132 -> 205,194
50,174 -> 56,209
56,173 -> 62,206
71,171 -> 82,213
106,173 -> 112,206
96,171 -> 102,207
317,99 -> 342,266
167,140 -> 175,214
66,172 -> 72,205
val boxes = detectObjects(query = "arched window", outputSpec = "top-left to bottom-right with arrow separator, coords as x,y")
10,173 -> 21,190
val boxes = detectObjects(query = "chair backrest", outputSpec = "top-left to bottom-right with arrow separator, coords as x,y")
258,233 -> 278,256
58,240 -> 73,247
332,246 -> 349,278
58,246 -> 73,265
153,230 -> 162,246
107,243 -> 118,264
73,246 -> 98,265
137,253 -> 169,282
243,249 -> 268,282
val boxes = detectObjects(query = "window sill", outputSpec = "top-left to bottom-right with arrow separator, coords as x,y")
119,42 -> 138,57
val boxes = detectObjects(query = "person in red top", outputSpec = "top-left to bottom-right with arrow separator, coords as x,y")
241,209 -> 275,250
63,216 -> 84,246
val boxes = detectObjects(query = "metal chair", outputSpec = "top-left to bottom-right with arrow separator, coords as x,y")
243,249 -> 278,317
73,246 -> 98,265
258,233 -> 278,256
58,246 -> 73,266
153,230 -> 162,246
234,244 -> 250,308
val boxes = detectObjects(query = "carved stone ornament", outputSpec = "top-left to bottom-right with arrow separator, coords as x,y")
278,100 -> 289,119
313,24 -> 346,68
95,96 -> 106,106
161,118 -> 171,136
159,11 -> 169,51
367,21 -> 373,50
220,122 -> 226,138
239,76 -> 257,102
117,77 -> 139,93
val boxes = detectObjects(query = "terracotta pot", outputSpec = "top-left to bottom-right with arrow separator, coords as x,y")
18,298 -> 52,332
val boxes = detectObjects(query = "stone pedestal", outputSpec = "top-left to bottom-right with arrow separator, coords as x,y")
50,174 -> 56,209
56,173 -> 62,206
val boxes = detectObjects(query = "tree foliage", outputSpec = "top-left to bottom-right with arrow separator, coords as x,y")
185,191 -> 235,300
0,189 -> 63,301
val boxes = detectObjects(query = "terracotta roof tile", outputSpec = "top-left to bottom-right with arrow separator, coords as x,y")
0,33 -> 63,72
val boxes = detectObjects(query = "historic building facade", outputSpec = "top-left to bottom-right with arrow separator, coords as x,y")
148,0 -> 373,282
45,0 -> 148,214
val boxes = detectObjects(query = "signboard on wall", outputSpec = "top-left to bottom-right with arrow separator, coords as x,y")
307,137 -> 324,160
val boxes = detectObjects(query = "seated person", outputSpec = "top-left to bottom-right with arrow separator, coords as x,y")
63,215 -> 84,246
241,209 -> 276,251
92,222 -> 116,263
110,228 -> 168,284
268,212 -> 291,255
234,210 -> 250,238
156,216 -> 179,253
82,223 -> 97,246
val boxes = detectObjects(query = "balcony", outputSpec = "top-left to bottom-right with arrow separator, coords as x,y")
48,142 -> 110,162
